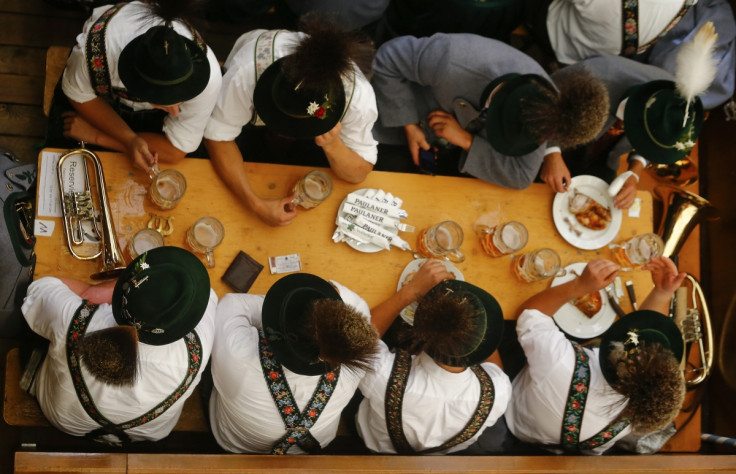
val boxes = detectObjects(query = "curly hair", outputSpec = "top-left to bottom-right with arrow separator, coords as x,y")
281,12 -> 376,91
522,69 -> 609,150
405,289 -> 484,366
306,299 -> 379,373
79,326 -> 139,386
607,341 -> 686,433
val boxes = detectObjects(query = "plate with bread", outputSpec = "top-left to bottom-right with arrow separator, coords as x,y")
551,262 -> 616,339
552,175 -> 623,250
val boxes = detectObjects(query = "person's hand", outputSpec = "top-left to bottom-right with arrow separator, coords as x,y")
403,259 -> 455,300
613,174 -> 639,209
577,259 -> 620,294
643,256 -> 686,294
62,111 -> 100,144
427,110 -> 472,150
251,194 -> 298,226
404,123 -> 431,166
539,152 -> 571,193
314,122 -> 342,149
124,134 -> 157,173
79,279 -> 116,305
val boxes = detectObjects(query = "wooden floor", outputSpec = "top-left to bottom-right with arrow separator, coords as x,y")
1,0 -> 736,470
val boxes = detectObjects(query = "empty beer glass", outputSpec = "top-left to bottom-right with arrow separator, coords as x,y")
475,221 -> 528,257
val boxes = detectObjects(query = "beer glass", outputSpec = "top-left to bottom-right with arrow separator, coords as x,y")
186,217 -> 224,268
416,221 -> 465,263
611,233 -> 665,266
475,221 -> 528,257
513,248 -> 566,282
127,228 -> 164,260
149,167 -> 187,210
291,170 -> 333,209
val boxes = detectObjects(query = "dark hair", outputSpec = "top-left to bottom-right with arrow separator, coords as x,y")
607,341 -> 686,433
522,68 -> 609,150
402,289 -> 484,366
281,12 -> 376,91
306,299 -> 379,373
79,326 -> 139,386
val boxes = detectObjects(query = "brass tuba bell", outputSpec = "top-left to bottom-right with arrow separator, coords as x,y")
57,146 -> 128,280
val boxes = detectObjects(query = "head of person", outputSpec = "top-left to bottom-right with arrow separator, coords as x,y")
118,23 -> 210,106
79,247 -> 211,386
600,310 -> 686,433
253,13 -> 375,140
623,80 -> 704,165
484,70 -> 609,155
409,280 -> 504,368
262,273 -> 378,375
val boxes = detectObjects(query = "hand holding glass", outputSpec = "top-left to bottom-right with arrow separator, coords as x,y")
291,170 -> 333,209
149,165 -> 186,210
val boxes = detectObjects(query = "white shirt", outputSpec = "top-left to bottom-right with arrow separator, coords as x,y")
61,1 -> 223,153
547,0 -> 688,65
208,281 -> 371,454
356,341 -> 511,454
21,277 -> 218,442
505,309 -> 632,454
204,29 -> 378,165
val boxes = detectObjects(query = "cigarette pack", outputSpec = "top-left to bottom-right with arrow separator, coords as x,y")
268,254 -> 302,274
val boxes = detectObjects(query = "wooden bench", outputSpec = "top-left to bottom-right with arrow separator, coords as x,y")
43,46 -> 70,117
4,348 -> 209,432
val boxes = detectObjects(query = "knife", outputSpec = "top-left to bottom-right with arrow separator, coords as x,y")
605,286 -> 627,319
625,280 -> 638,310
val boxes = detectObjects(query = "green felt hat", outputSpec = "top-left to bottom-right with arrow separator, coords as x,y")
415,280 -> 504,367
112,247 -> 210,345
484,73 -> 555,156
253,57 -> 345,139
118,25 -> 210,105
599,309 -> 684,386
623,80 -> 703,165
261,273 -> 341,375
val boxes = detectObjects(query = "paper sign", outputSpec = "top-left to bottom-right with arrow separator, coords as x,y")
34,219 -> 55,237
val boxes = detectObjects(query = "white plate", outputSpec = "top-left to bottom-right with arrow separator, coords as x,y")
397,258 -> 464,325
551,262 -> 616,339
336,188 -> 399,253
552,175 -> 623,250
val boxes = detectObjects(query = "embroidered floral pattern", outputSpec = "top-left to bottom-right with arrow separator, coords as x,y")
258,330 -> 339,455
560,343 -> 630,452
66,300 -> 202,441
622,0 -> 697,57
385,351 -> 495,454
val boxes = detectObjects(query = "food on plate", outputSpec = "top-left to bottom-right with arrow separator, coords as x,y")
572,290 -> 603,318
568,191 -> 611,231
401,271 -> 417,288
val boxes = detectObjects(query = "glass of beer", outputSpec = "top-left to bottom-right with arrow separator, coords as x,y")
416,221 -> 465,263
149,167 -> 187,210
513,248 -> 566,282
127,228 -> 164,260
186,217 -> 225,268
475,221 -> 528,257
291,170 -> 333,209
611,233 -> 665,266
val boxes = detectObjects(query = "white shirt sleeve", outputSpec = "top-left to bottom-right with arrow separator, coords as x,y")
21,277 -> 84,340
516,308 -> 576,382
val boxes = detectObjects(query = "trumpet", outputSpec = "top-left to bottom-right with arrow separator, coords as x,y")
57,146 -> 127,280
656,185 -> 717,387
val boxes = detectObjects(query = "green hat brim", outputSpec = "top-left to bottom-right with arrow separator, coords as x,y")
112,247 -> 210,345
599,309 -> 684,386
419,280 -> 504,367
118,28 -> 210,105
253,57 -> 345,139
262,273 -> 342,375
624,80 -> 704,165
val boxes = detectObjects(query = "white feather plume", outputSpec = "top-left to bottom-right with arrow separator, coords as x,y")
675,22 -> 719,123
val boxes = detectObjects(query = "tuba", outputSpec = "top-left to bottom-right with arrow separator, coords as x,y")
655,185 -> 717,387
57,146 -> 127,280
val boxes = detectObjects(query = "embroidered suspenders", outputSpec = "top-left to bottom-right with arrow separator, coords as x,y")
385,350 -> 495,454
257,330 -> 340,455
621,0 -> 697,58
85,3 -> 208,103
560,342 -> 631,452
66,300 -> 203,444
251,29 -> 356,127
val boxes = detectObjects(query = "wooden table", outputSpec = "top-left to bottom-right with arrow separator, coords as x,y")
33,147 -> 700,452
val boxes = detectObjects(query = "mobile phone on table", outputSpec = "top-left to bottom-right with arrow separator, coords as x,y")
418,148 -> 437,175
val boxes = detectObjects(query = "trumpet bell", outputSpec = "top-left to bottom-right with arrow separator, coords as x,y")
57,147 -> 127,280
654,185 -> 718,258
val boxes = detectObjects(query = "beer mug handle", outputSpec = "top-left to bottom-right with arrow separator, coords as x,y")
204,249 -> 216,269
554,267 -> 567,277
445,249 -> 465,264
147,163 -> 161,181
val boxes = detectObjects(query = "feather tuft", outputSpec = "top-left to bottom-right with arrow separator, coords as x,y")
675,21 -> 719,107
